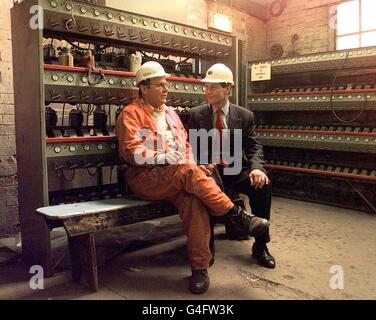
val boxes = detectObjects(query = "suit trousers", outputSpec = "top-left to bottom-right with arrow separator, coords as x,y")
221,167 -> 272,244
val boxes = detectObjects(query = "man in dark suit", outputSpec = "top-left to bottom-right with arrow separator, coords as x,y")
188,63 -> 275,269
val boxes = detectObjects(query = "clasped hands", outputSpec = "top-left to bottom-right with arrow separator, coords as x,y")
154,150 -> 185,165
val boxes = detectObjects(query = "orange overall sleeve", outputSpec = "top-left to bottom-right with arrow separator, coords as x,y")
116,106 -> 158,166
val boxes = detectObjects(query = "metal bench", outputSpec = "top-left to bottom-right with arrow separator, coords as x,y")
37,197 -> 177,291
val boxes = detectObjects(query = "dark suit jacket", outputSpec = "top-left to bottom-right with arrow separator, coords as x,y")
187,103 -> 266,181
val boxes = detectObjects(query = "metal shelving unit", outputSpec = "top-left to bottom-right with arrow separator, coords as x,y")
247,46 -> 376,213
11,0 -> 237,275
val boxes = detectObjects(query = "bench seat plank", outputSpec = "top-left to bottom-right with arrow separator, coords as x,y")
36,198 -> 164,220
62,202 -> 177,237
37,198 -> 178,237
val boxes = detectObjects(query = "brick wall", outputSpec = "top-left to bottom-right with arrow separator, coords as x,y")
207,0 -> 336,60
0,0 -> 18,236
207,1 -> 268,61
266,0 -> 335,59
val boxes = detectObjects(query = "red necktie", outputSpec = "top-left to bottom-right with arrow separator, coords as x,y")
216,109 -> 229,167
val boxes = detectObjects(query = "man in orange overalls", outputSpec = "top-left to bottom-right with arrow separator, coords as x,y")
115,61 -> 270,294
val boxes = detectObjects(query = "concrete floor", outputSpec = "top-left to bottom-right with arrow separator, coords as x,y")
0,196 -> 376,300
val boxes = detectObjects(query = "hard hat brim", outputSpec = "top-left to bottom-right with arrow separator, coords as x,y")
137,72 -> 171,85
201,78 -> 234,85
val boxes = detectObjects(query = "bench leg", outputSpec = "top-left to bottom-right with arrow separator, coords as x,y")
68,233 -> 98,291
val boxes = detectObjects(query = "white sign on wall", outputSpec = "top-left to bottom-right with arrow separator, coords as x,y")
251,62 -> 272,82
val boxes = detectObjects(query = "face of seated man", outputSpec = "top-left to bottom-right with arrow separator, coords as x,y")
140,76 -> 169,108
204,83 -> 229,108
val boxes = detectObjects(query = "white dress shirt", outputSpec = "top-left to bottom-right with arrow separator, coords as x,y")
152,109 -> 178,151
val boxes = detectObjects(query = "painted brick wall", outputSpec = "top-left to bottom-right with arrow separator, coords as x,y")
0,0 -> 18,236
207,1 -> 268,61
266,0 -> 335,59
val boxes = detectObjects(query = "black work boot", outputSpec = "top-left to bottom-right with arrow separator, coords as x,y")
252,242 -> 276,269
189,269 -> 210,294
225,220 -> 250,241
226,206 -> 270,238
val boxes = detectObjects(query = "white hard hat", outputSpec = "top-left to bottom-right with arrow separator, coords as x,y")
136,61 -> 170,85
202,63 -> 234,85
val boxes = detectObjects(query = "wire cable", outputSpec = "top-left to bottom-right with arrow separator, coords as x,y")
176,57 -> 190,65
109,165 -> 114,185
61,169 -> 76,182
347,180 -> 376,214
78,104 -> 93,126
66,40 -> 110,54
87,167 -> 98,176
66,40 -> 88,51
86,105 -> 90,127
329,51 -> 364,123
61,103 -> 66,127
69,0 -> 77,27
108,105 -> 112,126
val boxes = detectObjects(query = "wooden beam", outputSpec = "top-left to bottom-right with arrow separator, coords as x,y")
207,0 -> 269,22
232,0 -> 269,21
305,0 -> 351,9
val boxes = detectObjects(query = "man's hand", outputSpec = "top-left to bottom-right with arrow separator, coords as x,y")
199,164 -> 216,176
155,150 -> 184,165
249,169 -> 269,189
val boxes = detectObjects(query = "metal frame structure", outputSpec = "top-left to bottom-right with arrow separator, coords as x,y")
247,46 -> 376,213
11,0 -> 238,275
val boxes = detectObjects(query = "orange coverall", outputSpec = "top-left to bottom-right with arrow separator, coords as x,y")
115,99 -> 234,269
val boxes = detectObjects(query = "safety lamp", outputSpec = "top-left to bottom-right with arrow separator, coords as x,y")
208,12 -> 233,33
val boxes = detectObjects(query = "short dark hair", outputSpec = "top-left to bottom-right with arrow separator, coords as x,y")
221,83 -> 233,94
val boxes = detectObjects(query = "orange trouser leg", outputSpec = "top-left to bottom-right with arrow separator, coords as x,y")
126,164 -> 235,270
127,164 -> 234,215
170,192 -> 212,270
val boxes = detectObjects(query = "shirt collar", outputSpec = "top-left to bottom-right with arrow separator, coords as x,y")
212,100 -> 230,116
137,98 -> 167,114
